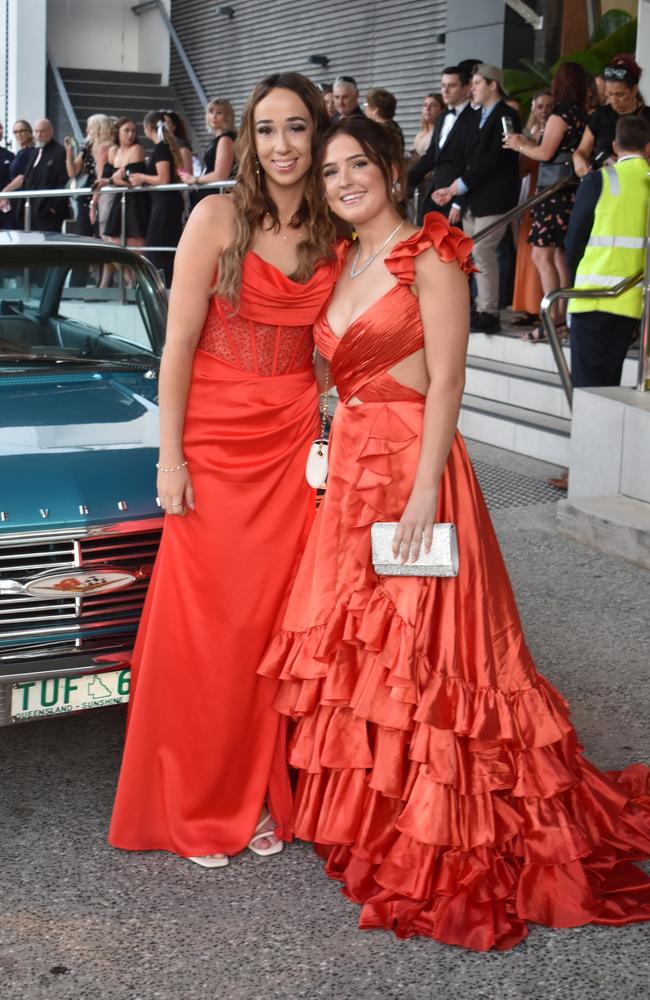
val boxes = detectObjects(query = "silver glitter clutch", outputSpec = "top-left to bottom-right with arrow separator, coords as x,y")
371,522 -> 459,577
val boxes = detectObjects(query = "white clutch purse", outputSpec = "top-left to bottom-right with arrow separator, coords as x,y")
305,439 -> 329,489
371,522 -> 459,577
306,362 -> 330,489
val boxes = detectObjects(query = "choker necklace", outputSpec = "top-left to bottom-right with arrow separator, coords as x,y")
350,221 -> 405,278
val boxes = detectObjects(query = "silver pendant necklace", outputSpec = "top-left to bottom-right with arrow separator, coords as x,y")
266,213 -> 301,241
350,220 -> 405,279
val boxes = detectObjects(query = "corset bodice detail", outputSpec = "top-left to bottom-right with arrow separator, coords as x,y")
314,215 -> 475,405
199,297 -> 313,375
196,248 -> 340,377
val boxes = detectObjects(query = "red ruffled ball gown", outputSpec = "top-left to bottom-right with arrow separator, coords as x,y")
109,250 -> 338,858
259,214 -> 650,951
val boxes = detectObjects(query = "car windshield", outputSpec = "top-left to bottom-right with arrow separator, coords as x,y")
0,255 -> 162,363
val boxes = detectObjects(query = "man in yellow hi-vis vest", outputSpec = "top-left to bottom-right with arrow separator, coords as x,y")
565,115 -> 650,388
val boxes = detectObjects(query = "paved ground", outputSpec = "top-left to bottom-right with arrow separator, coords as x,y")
1,441 -> 649,1000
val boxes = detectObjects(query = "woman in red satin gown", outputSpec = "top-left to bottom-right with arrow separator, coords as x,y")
109,74 -> 337,866
259,117 -> 650,949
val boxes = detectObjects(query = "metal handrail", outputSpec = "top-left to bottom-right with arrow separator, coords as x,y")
0,181 -> 236,199
473,175 -> 575,244
131,0 -> 208,107
540,271 -> 645,408
46,49 -> 84,144
1,180 -> 235,244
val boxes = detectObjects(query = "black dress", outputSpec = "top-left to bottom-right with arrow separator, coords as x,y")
191,130 -> 237,208
144,142 -> 184,286
204,130 -> 237,175
588,102 -> 650,165
529,102 -> 587,250
103,161 -> 150,240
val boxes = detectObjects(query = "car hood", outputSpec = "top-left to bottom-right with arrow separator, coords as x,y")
0,370 -> 161,531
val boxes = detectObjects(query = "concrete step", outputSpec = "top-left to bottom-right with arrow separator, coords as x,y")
467,330 -> 571,372
465,355 -> 572,420
65,83 -> 178,102
468,329 -> 639,378
459,393 -> 570,466
60,68 -> 162,85
71,96 -> 182,118
557,494 -> 650,570
56,67 -> 185,149
462,328 -> 639,463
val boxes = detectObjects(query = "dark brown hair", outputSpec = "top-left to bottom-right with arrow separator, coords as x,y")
316,116 -> 408,218
607,53 -> 642,87
115,117 -> 138,145
144,110 -> 183,179
216,71 -> 335,304
366,88 -> 397,121
163,110 -> 190,142
552,61 -> 589,110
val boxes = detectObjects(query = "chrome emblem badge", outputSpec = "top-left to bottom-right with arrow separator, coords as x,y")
22,568 -> 137,598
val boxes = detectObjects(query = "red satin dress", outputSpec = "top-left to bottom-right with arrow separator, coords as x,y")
109,250 -> 337,858
259,214 -> 650,951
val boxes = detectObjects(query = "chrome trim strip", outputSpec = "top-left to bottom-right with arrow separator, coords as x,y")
0,518 -> 164,545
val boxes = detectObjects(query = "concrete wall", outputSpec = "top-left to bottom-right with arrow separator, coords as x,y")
47,0 -> 170,82
2,0 -> 47,135
445,0 -> 505,67
637,0 -> 650,84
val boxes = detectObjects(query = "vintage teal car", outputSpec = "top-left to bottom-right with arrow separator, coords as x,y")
0,232 -> 167,724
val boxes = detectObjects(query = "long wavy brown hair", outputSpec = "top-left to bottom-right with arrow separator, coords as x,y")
216,72 -> 335,304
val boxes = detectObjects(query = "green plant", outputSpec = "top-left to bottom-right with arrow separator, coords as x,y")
503,13 -> 638,113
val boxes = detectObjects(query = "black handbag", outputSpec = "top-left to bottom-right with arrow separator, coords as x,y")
538,150 -> 573,188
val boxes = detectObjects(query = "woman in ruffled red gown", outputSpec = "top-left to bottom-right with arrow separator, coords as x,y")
259,117 -> 650,949
109,74 -> 338,866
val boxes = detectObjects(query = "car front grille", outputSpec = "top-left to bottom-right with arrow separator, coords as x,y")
0,523 -> 161,652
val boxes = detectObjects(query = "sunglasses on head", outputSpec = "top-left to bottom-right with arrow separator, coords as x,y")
604,66 -> 634,81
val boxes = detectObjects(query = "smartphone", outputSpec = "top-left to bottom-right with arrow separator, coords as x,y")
500,116 -> 514,136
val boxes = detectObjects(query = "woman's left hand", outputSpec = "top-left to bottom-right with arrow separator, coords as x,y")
128,173 -> 146,187
392,486 -> 439,563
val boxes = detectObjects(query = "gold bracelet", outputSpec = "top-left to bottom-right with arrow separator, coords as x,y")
156,460 -> 188,472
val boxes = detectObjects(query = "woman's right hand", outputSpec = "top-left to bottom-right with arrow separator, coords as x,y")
157,465 -> 195,517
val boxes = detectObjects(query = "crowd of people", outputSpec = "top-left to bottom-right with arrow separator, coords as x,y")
0,99 -> 236,285
0,53 -> 648,327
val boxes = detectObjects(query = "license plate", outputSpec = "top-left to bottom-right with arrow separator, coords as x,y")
11,668 -> 131,721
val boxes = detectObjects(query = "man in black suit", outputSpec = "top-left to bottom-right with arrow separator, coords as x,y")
434,65 -> 521,331
13,119 -> 68,232
407,65 -> 475,225
0,122 -> 14,187
0,122 -> 15,230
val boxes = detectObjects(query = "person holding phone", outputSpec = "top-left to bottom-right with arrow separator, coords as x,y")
433,64 -> 521,333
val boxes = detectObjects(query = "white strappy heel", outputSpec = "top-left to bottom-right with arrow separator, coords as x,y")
247,810 -> 284,857
187,853 -> 229,868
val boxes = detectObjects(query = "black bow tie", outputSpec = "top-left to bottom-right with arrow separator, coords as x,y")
447,108 -> 457,116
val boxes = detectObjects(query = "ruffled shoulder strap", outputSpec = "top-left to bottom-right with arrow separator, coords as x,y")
332,237 -> 351,275
385,212 -> 475,285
